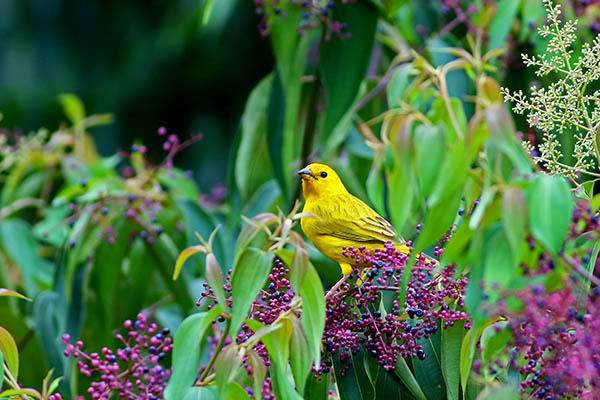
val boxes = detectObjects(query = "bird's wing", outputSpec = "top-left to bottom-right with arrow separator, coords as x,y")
311,194 -> 399,244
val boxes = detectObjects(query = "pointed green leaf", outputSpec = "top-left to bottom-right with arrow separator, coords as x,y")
0,326 -> 18,380
442,320 -> 466,400
299,262 -> 325,368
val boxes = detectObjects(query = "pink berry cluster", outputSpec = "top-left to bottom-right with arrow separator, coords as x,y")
318,241 -> 470,374
62,313 -> 173,400
501,285 -> 600,399
254,0 -> 356,38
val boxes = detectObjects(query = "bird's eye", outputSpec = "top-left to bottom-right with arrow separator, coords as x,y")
320,171 -> 328,178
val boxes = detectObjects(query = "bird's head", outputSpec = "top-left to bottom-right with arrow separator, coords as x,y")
297,163 -> 348,201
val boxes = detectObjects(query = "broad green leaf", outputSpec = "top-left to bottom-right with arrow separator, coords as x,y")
0,349 -> 4,390
227,382 -> 251,400
0,289 -> 31,301
304,373 -> 329,400
488,0 -> 522,51
486,105 -> 532,175
289,315 -> 312,395
299,262 -> 325,368
394,357 -> 428,400
163,306 -> 223,400
58,93 -> 85,125
414,184 -> 462,253
333,348 -> 375,400
442,320 -> 466,400
527,175 -> 574,254
214,344 -> 245,399
320,0 -> 378,136
289,247 -> 309,294
244,179 -> 281,218
477,384 -> 519,399
0,326 -> 19,379
413,124 -> 446,199
234,213 -> 277,266
230,248 -> 274,337
366,165 -> 385,216
413,330 -> 446,400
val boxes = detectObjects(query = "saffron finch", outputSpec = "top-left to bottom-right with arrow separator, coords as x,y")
298,163 -> 410,276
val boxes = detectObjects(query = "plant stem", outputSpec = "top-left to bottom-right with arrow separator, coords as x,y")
198,318 -> 231,383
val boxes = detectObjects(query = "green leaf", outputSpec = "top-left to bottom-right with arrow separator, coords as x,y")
299,261 -> 325,368
486,105 -> 532,176
442,320 -> 466,400
234,213 -> 277,266
387,64 -> 413,108
394,357 -> 428,400
0,289 -> 31,301
227,382 -> 251,400
414,184 -> 462,252
201,0 -> 216,25
58,93 -> 85,125
230,248 -> 274,337
366,165 -> 385,216
289,247 -> 309,295
0,219 -> 46,297
173,245 -> 207,280
413,124 -> 446,199
247,349 -> 267,400
320,0 -> 378,136
484,227 -> 515,289
481,322 -> 511,363
477,384 -> 519,399
0,326 -> 18,379
488,0 -> 522,51
502,188 -> 527,265
205,253 -> 227,309
0,348 -> 4,390
235,74 -> 273,199
527,175 -> 574,254
333,348 -> 375,400
413,330 -> 446,400
289,315 -> 312,395
0,388 -> 42,399
304,373 -> 329,400
163,306 -> 223,400
214,344 -> 245,399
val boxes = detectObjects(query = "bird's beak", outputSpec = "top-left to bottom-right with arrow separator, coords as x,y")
297,167 -> 315,179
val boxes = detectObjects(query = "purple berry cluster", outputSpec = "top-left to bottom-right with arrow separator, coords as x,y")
318,241 -> 470,374
254,0 -> 356,38
501,285 -> 600,399
63,313 -> 173,400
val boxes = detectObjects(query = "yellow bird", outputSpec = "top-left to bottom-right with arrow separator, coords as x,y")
298,163 -> 410,276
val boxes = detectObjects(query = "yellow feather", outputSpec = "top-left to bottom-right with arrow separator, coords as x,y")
298,163 -> 410,275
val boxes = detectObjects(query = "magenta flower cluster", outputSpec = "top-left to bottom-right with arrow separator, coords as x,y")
319,241 -> 470,374
503,285 -> 600,399
63,313 -> 173,400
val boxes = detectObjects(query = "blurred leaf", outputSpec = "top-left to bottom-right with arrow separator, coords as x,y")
33,204 -> 70,246
484,227 -> 514,288
58,93 -> 85,125
230,248 -> 274,337
214,344 -> 244,399
290,247 -> 309,295
414,124 -> 446,199
320,0 -> 378,136
0,289 -> 31,301
299,261 -> 325,368
173,245 -> 207,280
502,188 -> 527,265
289,315 -> 312,395
488,0 -> 521,51
486,105 -> 532,176
32,291 -> 66,381
477,384 -> 519,399
158,169 -> 200,200
0,348 -> 3,390
442,320 -> 466,400
0,326 -> 18,379
201,0 -> 216,25
387,64 -> 413,108
394,357 -> 428,400
527,175 -> 574,254
366,165 -> 385,216
163,306 -> 223,400
0,219 -> 46,296
481,322 -> 511,363
227,382 -> 251,400
266,72 -> 288,199
236,74 -> 273,199
244,179 -> 281,218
